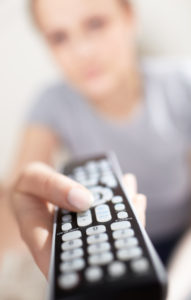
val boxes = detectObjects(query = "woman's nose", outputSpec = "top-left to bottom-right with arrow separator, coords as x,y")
71,36 -> 95,60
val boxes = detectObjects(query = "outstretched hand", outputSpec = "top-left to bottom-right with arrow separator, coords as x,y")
11,162 -> 147,279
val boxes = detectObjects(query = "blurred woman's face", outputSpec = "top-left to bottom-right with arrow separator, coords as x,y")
35,0 -> 136,99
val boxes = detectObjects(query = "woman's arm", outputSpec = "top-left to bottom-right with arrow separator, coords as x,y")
5,126 -> 146,278
5,126 -> 93,276
8,126 -> 61,180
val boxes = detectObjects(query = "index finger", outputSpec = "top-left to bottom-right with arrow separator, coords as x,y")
14,162 -> 94,212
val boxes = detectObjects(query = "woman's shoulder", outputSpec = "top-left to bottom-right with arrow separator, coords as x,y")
141,57 -> 191,82
26,80 -> 84,127
36,80 -> 83,105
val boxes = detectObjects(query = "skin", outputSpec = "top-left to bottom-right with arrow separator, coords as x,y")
7,0 -> 147,279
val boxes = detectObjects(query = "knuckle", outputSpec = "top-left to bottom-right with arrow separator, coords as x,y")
41,172 -> 56,196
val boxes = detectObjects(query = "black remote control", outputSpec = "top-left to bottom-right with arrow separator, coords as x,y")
48,152 -> 167,300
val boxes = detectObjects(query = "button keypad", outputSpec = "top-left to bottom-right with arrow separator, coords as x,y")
88,242 -> 110,254
61,239 -> 83,251
62,230 -> 82,242
88,251 -> 113,266
86,225 -> 106,235
77,210 -> 92,227
95,204 -> 112,222
87,233 -> 108,244
57,157 -> 150,292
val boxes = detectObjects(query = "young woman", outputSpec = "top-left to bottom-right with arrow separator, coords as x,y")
9,0 -> 191,278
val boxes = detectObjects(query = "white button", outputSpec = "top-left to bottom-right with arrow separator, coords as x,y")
111,221 -> 131,231
114,204 -> 125,211
77,210 -> 92,227
98,160 -> 110,170
88,242 -> 110,254
85,161 -> 98,172
62,231 -> 82,242
117,212 -> 128,219
113,229 -> 135,240
60,258 -> 85,272
115,237 -> 138,249
62,215 -> 72,223
88,252 -> 113,266
112,196 -> 123,204
101,175 -> 117,188
108,261 -> 126,278
61,239 -> 83,251
95,204 -> 112,223
89,186 -> 113,206
58,273 -> 79,290
73,167 -> 85,177
61,248 -> 84,261
61,223 -> 72,232
131,258 -> 150,274
117,247 -> 142,261
87,233 -> 108,244
81,178 -> 99,187
86,225 -> 106,235
89,173 -> 99,181
75,174 -> 87,182
85,267 -> 103,282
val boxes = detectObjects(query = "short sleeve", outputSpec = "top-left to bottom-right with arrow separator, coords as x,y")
25,83 -> 75,146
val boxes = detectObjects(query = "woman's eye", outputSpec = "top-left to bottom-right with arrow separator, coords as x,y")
87,18 -> 106,30
49,32 -> 68,45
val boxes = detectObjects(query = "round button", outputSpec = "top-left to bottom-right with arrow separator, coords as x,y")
85,266 -> 103,282
114,204 -> 125,211
62,215 -> 72,223
112,196 -> 123,204
131,258 -> 150,274
117,212 -> 128,219
58,273 -> 79,290
108,261 -> 126,278
62,223 -> 72,232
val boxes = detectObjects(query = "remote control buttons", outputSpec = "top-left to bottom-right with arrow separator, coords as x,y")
98,159 -> 111,171
61,223 -> 72,232
113,229 -> 135,240
108,261 -> 126,278
85,161 -> 99,172
114,237 -> 138,249
100,175 -> 117,188
89,186 -> 113,206
114,203 -> 125,211
88,242 -> 110,255
87,233 -> 108,244
77,210 -> 92,227
58,273 -> 79,290
62,230 -> 82,242
61,239 -> 82,251
95,204 -> 112,223
117,212 -> 128,219
111,221 -> 131,231
62,215 -> 72,223
130,258 -> 150,274
117,247 -> 142,261
85,267 -> 103,282
86,225 -> 106,235
60,258 -> 85,272
61,248 -> 84,261
112,196 -> 123,204
88,252 -> 113,266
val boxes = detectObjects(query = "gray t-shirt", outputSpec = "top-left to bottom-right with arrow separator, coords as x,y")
27,60 -> 191,240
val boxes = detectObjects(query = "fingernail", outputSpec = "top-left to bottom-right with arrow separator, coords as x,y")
67,188 -> 94,211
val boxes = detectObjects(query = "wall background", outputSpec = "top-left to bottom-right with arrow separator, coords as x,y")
0,0 -> 191,178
